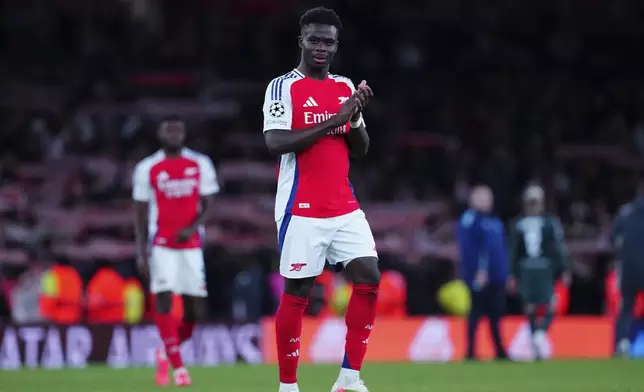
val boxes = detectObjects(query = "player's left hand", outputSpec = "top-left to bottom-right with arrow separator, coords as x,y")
352,80 -> 373,121
561,270 -> 572,287
176,227 -> 197,244
506,276 -> 517,293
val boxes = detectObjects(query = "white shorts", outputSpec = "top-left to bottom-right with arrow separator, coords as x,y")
277,209 -> 378,279
150,246 -> 207,297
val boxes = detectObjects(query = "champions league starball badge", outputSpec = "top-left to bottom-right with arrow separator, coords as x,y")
269,102 -> 286,118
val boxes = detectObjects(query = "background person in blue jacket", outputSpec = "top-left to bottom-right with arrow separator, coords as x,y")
458,185 -> 510,360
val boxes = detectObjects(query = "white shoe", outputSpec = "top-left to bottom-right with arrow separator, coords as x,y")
279,383 -> 300,392
331,379 -> 369,392
533,330 -> 547,360
331,370 -> 369,392
617,339 -> 631,359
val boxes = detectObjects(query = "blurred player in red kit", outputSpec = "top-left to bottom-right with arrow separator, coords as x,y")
262,7 -> 379,392
132,116 -> 219,387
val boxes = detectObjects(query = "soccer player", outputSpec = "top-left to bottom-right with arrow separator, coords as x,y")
507,185 -> 571,360
262,7 -> 379,392
132,116 -> 219,386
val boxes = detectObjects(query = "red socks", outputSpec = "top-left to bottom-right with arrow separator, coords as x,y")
342,283 -> 379,371
274,284 -> 378,382
275,293 -> 308,384
179,321 -> 196,344
154,312 -> 184,369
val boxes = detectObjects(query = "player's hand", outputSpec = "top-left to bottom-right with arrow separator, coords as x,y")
506,276 -> 517,293
561,271 -> 572,287
352,80 -> 373,121
137,253 -> 149,280
334,95 -> 361,126
176,227 -> 196,244
474,269 -> 488,289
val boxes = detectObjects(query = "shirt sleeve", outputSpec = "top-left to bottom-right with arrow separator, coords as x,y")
199,157 -> 220,196
342,77 -> 356,93
132,162 -> 151,202
262,77 -> 293,132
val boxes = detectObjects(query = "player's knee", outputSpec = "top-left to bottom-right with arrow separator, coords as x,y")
284,277 -> 316,298
182,296 -> 205,322
155,291 -> 173,314
346,256 -> 381,285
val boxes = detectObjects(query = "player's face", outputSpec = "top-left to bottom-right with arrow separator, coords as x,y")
524,199 -> 544,215
158,121 -> 186,152
299,24 -> 339,68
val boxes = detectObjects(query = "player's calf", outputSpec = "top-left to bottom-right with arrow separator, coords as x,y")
523,303 -> 547,361
333,257 -> 380,391
276,278 -> 314,391
180,295 -> 204,344
154,291 -> 187,379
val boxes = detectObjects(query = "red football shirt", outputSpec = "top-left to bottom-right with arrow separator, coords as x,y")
132,148 -> 219,249
262,69 -> 362,220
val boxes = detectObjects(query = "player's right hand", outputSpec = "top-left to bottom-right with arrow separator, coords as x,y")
334,94 -> 362,126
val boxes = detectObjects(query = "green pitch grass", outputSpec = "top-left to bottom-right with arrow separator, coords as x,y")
2,361 -> 642,392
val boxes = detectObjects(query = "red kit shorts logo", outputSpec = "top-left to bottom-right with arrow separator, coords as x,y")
289,263 -> 308,272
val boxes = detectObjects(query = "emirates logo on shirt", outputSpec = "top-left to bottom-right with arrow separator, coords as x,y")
304,110 -> 335,124
304,111 -> 347,135
157,171 -> 198,198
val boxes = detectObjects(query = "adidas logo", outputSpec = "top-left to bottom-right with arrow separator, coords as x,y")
303,97 -> 318,107
286,349 -> 300,357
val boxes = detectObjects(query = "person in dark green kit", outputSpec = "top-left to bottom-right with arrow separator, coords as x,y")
507,184 -> 571,360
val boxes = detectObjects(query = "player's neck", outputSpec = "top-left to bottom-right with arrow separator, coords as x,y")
297,62 -> 328,81
162,148 -> 183,158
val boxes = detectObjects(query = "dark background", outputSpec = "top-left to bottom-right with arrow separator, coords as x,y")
1,0 -> 642,320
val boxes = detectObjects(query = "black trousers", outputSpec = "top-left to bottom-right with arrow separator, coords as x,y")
615,279 -> 644,347
467,283 -> 507,358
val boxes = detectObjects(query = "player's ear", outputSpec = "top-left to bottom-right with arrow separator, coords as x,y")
298,36 -> 304,49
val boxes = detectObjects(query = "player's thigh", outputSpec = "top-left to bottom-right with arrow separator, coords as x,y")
150,246 -> 180,294
177,249 -> 208,297
327,210 -> 378,267
277,214 -> 329,278
520,288 -> 552,309
536,284 -> 555,307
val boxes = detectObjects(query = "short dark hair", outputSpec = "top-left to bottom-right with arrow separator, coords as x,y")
299,7 -> 342,30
